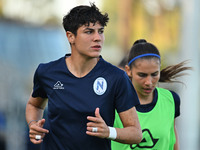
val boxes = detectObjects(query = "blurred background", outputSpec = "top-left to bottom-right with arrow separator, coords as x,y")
0,0 -> 199,149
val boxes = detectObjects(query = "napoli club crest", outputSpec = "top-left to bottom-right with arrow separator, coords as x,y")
93,77 -> 107,95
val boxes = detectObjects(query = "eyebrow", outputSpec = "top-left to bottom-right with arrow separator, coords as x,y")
151,71 -> 159,74
137,71 -> 159,74
84,27 -> 104,31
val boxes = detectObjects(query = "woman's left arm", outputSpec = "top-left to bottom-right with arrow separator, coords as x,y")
174,120 -> 179,150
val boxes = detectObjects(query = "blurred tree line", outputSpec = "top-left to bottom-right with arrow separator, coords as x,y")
0,0 -> 182,55
103,0 -> 181,55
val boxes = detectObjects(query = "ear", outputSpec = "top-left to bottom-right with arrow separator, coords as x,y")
125,65 -> 132,78
66,31 -> 75,44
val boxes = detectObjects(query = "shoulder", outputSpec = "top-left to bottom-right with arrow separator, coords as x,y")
104,61 -> 129,84
156,87 -> 175,102
99,56 -> 126,77
36,56 -> 65,75
156,88 -> 180,105
156,87 -> 171,95
169,90 -> 181,117
169,90 -> 180,105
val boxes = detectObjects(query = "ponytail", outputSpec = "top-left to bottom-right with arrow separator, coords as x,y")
159,60 -> 192,83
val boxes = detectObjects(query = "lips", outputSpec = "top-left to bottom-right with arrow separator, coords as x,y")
92,45 -> 101,48
143,88 -> 153,93
91,45 -> 102,51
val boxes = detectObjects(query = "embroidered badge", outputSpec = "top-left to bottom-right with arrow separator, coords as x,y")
93,77 -> 107,95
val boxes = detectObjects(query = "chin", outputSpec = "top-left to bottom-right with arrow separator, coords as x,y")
141,91 -> 151,96
90,53 -> 101,58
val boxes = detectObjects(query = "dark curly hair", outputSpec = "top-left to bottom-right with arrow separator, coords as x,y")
62,3 -> 109,36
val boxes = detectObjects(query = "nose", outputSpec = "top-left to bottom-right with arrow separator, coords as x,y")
93,32 -> 102,42
144,76 -> 152,86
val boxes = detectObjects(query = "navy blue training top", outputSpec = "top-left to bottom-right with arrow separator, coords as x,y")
136,89 -> 180,118
32,55 -> 140,150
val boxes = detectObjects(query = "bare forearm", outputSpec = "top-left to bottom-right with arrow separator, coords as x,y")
26,103 -> 44,124
114,107 -> 142,144
174,123 -> 179,150
114,126 -> 142,144
26,96 -> 47,126
86,107 -> 142,143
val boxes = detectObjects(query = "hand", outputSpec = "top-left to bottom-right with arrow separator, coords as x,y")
86,108 -> 109,138
29,119 -> 49,144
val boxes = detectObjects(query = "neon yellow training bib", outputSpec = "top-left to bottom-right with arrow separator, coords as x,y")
112,87 -> 176,150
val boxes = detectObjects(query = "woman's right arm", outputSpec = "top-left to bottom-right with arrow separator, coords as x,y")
26,95 -> 49,144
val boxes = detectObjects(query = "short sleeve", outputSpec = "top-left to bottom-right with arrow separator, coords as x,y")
32,64 -> 47,98
115,72 -> 140,113
170,90 -> 180,118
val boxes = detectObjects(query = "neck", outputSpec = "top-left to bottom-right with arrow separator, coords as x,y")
66,55 -> 99,78
138,93 -> 154,105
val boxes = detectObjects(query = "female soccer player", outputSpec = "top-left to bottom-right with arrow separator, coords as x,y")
26,4 -> 142,150
112,39 -> 191,150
